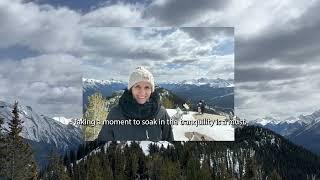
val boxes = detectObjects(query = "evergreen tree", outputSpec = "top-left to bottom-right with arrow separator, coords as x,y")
166,144 -> 178,162
0,115 -> 4,136
3,101 -> 38,179
148,143 -> 159,155
199,157 -> 212,180
112,148 -> 126,180
160,158 -> 183,180
100,152 -> 114,180
244,157 -> 258,180
125,152 -> 139,179
72,161 -> 81,180
77,143 -> 85,160
63,150 -> 74,178
147,154 -> 163,180
86,155 -> 104,180
41,151 -> 70,180
63,151 -> 70,166
268,169 -> 282,180
186,156 -> 201,180
137,155 -> 148,179
217,159 -> 233,180
9,101 -> 23,138
162,97 -> 175,109
0,115 -> 7,178
84,93 -> 107,140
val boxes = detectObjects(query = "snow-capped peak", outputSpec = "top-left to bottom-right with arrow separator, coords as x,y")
135,141 -> 173,156
83,77 -> 234,88
251,116 -> 280,126
83,78 -> 125,87
52,116 -> 72,125
298,109 -> 320,125
283,116 -> 301,124
167,78 -> 234,88
251,110 -> 320,126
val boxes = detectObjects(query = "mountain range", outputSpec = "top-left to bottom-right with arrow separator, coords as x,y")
83,77 -> 234,113
165,77 -> 234,87
83,77 -> 234,89
250,110 -> 320,154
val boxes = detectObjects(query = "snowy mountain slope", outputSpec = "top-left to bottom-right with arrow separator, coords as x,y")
0,101 -> 83,151
250,109 -> 320,154
289,120 -> 320,151
289,111 -> 320,155
167,109 -> 234,141
249,110 -> 320,137
298,110 -> 320,125
250,116 -> 306,137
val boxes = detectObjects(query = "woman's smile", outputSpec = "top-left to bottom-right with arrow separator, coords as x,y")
131,81 -> 152,104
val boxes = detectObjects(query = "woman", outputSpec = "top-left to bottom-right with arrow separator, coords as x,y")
97,66 -> 174,141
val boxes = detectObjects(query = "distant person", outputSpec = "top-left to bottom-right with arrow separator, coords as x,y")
97,66 -> 174,141
200,100 -> 206,114
197,100 -> 203,114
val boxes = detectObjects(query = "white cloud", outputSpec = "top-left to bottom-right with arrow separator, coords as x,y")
0,54 -> 82,118
0,0 -> 81,53
80,27 -> 234,83
192,0 -> 316,37
81,2 -> 149,26
235,71 -> 320,120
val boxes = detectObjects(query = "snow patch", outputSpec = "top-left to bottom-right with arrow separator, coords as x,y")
139,141 -> 173,156
167,109 -> 234,141
53,116 -> 72,125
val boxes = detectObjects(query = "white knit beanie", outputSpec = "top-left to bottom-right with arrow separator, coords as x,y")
128,66 -> 155,92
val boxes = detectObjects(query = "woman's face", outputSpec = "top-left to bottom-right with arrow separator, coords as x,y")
131,81 -> 152,104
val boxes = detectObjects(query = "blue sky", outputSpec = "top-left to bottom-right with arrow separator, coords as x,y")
33,0 -> 152,13
0,0 -> 319,120
213,39 -> 234,56
0,45 -> 39,60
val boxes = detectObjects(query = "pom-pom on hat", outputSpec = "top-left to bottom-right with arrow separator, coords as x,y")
128,66 -> 155,92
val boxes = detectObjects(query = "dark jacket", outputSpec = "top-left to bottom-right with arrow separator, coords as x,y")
97,89 -> 174,141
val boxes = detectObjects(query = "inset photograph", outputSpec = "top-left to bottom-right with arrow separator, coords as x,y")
82,27 -> 235,141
